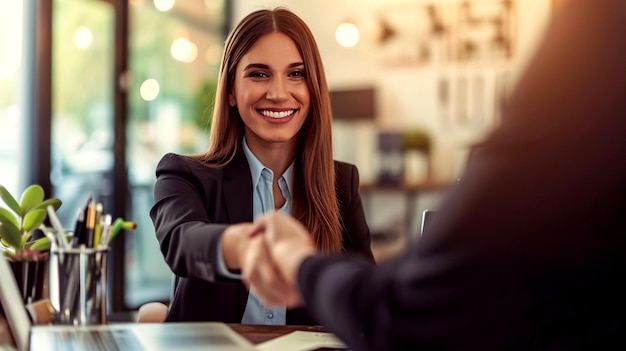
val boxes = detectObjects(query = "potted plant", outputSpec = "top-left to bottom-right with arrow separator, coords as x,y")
0,184 -> 62,303
402,128 -> 432,183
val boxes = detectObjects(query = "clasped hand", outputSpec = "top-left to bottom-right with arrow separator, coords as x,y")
239,212 -> 317,308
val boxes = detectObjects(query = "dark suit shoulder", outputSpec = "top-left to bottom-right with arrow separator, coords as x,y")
333,160 -> 359,196
157,152 -> 208,170
334,160 -> 357,173
334,160 -> 358,184
156,153 -> 224,180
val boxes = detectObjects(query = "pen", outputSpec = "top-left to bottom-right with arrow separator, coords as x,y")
93,203 -> 103,247
122,221 -> 137,230
71,210 -> 85,248
73,195 -> 92,247
85,200 -> 96,248
97,213 -> 111,248
46,205 -> 70,250
107,218 -> 137,245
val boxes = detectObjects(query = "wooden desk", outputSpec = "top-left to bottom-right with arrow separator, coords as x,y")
228,323 -> 326,344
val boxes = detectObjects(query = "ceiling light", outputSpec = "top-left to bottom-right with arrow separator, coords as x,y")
336,22 -> 360,48
154,0 -> 175,12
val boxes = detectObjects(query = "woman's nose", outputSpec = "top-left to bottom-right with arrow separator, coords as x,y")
266,77 -> 288,101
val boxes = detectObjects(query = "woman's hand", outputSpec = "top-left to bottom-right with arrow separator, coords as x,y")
221,223 -> 255,271
241,235 -> 299,306
242,212 -> 317,307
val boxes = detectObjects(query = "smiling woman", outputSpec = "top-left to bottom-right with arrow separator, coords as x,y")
229,32 -> 310,154
148,7 -> 375,326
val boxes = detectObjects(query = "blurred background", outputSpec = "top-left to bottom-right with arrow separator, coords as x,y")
0,0 -> 560,315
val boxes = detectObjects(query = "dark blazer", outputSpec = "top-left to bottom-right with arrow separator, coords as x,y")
298,1 -> 626,350
150,149 -> 374,324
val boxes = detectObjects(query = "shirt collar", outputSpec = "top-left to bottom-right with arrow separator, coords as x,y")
241,136 -> 294,191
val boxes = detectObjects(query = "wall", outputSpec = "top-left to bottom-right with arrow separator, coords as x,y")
232,0 -> 552,183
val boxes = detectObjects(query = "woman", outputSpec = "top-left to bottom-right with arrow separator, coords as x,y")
150,7 -> 374,325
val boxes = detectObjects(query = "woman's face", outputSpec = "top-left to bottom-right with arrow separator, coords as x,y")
229,32 -> 310,151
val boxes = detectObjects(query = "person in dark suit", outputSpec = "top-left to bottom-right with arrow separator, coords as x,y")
244,0 -> 626,349
149,7 -> 374,325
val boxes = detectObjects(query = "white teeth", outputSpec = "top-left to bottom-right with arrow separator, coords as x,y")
260,110 -> 295,119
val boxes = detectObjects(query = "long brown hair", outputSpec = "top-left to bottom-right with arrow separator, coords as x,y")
191,7 -> 342,253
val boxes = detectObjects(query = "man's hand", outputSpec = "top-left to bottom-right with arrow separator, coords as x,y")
242,212 -> 317,307
241,235 -> 299,306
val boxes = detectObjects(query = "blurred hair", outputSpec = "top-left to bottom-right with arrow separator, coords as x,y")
190,7 -> 342,252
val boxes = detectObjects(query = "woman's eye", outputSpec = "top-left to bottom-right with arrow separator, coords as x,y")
290,70 -> 306,78
250,72 -> 268,78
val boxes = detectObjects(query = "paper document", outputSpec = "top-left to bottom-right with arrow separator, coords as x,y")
255,330 -> 348,351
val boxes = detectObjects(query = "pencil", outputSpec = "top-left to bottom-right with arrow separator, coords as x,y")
93,203 -> 103,247
85,199 -> 97,248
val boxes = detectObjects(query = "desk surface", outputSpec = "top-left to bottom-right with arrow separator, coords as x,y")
228,323 -> 327,344
0,316 -> 328,348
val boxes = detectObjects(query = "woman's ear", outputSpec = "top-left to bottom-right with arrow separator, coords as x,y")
229,93 -> 236,107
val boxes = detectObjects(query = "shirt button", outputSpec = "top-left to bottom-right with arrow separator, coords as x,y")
266,313 -> 273,319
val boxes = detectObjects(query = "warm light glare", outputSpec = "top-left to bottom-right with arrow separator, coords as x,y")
204,0 -> 222,13
0,0 -> 23,79
140,79 -> 160,101
183,42 -> 198,63
73,26 -> 93,49
171,38 -> 197,63
336,22 -> 360,48
205,44 -> 222,65
154,0 -> 175,12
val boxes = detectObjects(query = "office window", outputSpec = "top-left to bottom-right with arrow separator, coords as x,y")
0,0 -> 25,196
50,0 -> 116,235
125,0 -> 225,308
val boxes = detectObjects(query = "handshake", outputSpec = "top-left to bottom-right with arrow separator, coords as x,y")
223,212 -> 318,308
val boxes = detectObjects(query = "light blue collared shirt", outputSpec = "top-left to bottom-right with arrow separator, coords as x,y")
216,137 -> 292,325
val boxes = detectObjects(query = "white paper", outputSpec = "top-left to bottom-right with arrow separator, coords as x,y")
255,330 -> 347,351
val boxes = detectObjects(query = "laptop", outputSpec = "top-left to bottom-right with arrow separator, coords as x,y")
420,209 -> 436,236
0,252 -> 256,351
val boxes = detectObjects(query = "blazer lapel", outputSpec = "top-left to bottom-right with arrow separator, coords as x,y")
223,150 -> 254,223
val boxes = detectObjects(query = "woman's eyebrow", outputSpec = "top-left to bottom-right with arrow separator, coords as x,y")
243,63 -> 269,71
242,62 -> 304,71
287,62 -> 304,68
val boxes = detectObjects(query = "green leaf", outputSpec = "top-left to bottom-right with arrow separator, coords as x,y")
20,185 -> 44,215
21,234 -> 29,248
0,207 -> 19,228
23,209 -> 47,233
33,198 -> 62,212
3,249 -> 16,259
0,221 -> 23,249
0,185 -> 21,215
26,237 -> 52,252
0,215 -> 20,237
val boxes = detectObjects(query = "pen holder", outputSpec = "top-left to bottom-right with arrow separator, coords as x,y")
48,246 -> 109,325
